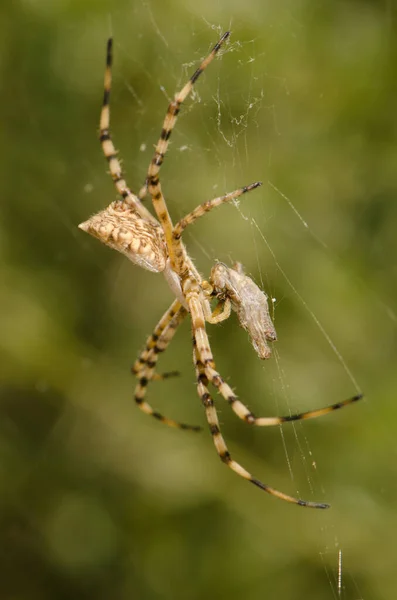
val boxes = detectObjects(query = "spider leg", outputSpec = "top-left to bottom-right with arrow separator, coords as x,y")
133,299 -> 201,431
100,39 -> 157,224
132,299 -> 183,376
145,32 -> 230,270
191,317 -> 328,508
138,183 -> 148,201
253,394 -> 364,424
206,362 -> 363,425
132,306 -> 182,382
173,182 -> 262,240
185,284 -> 362,424
202,297 -> 232,324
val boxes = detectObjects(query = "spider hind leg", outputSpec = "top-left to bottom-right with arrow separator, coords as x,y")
132,300 -> 202,432
194,338 -> 329,509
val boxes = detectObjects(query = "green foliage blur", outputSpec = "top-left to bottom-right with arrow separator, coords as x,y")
1,1 -> 396,598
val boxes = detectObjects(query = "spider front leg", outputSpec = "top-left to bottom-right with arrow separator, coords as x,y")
190,295 -> 328,509
200,281 -> 232,325
132,299 -> 201,431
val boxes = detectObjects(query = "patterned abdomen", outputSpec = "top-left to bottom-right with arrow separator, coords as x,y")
79,201 -> 167,273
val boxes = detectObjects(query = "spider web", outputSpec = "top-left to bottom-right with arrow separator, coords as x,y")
112,15 -> 394,600
7,3 -> 394,599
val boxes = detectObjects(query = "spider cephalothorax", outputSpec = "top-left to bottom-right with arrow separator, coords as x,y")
80,32 -> 362,508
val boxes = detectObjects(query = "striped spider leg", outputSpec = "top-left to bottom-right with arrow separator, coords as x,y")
193,333 -> 328,508
79,32 -> 363,508
131,299 -> 202,431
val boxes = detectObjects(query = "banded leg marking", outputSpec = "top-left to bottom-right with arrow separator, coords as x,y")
205,364 -> 363,426
132,300 -> 201,431
253,394 -> 364,425
100,39 -> 156,223
173,182 -> 262,240
132,299 -> 184,377
145,32 -> 230,272
193,336 -> 328,509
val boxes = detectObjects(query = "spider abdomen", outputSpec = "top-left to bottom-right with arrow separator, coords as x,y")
79,201 -> 167,272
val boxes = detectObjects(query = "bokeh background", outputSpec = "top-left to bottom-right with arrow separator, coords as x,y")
1,1 -> 396,598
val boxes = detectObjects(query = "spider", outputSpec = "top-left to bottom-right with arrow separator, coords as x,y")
79,32 -> 362,508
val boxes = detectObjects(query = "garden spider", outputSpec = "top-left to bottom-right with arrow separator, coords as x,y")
79,32 -> 362,508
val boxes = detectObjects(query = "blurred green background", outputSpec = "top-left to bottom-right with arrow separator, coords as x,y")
1,0 -> 396,598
